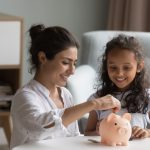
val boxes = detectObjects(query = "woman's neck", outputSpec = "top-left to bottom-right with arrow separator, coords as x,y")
34,73 -> 56,94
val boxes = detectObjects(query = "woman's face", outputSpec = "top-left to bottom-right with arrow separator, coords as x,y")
38,47 -> 77,88
107,48 -> 140,91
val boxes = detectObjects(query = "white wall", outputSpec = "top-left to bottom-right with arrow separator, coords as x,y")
0,0 -> 109,85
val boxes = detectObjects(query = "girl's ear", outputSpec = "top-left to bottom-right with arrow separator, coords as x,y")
137,60 -> 144,73
38,51 -> 47,64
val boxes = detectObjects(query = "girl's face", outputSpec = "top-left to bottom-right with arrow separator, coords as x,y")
38,47 -> 77,88
107,48 -> 142,91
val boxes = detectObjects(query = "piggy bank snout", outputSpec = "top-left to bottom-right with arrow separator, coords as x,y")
118,127 -> 129,135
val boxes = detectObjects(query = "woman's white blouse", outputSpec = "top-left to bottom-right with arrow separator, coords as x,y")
10,80 -> 80,149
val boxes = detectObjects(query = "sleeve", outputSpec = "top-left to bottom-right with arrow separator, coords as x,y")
146,89 -> 150,127
147,89 -> 150,111
146,112 -> 150,125
60,87 -> 80,136
11,90 -> 70,140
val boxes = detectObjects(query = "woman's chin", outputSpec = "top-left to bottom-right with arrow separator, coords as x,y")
57,81 -> 67,87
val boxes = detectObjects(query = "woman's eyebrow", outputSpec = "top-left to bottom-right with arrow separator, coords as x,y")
63,57 -> 78,62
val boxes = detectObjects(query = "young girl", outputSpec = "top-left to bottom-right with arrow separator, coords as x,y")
84,34 -> 150,139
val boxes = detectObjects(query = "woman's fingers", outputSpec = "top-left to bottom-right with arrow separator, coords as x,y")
112,107 -> 120,113
94,94 -> 121,111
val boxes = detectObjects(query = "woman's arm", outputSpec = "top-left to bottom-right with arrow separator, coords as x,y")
62,94 -> 120,127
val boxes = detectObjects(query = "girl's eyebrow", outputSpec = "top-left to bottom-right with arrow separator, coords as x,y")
108,61 -> 132,65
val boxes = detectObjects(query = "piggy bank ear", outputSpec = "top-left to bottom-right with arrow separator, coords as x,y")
122,113 -> 131,121
107,113 -> 117,122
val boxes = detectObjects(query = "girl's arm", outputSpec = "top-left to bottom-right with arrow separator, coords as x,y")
84,110 -> 99,136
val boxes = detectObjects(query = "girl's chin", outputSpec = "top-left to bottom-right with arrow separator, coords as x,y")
116,86 -> 129,91
113,83 -> 127,90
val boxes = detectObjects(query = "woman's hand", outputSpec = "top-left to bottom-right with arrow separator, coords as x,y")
132,126 -> 150,139
93,94 -> 121,112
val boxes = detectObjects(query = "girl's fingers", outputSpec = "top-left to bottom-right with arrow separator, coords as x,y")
132,126 -> 141,138
132,126 -> 148,138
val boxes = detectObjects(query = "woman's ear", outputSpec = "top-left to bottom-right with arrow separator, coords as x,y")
137,60 -> 144,73
38,51 -> 47,64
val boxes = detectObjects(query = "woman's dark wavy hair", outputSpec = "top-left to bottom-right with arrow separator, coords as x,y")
96,34 -> 150,114
28,24 -> 79,73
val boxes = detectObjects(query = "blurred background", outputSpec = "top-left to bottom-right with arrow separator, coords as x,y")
1,0 -> 149,85
0,0 -> 109,85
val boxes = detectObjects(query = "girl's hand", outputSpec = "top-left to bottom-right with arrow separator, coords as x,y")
132,126 -> 150,139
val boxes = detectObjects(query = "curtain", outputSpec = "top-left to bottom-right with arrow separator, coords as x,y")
107,0 -> 150,31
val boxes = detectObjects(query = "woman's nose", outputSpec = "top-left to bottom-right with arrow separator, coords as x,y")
68,65 -> 75,75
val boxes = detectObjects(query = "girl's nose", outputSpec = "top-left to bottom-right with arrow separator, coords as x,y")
116,69 -> 124,76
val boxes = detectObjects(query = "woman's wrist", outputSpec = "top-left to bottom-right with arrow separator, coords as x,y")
88,99 -> 102,110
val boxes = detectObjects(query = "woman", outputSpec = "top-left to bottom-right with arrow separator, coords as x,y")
10,24 -> 121,149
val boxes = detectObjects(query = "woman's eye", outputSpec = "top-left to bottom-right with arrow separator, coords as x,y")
62,60 -> 77,67
62,61 -> 69,65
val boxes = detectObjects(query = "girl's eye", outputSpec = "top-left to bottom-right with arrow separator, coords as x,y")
74,62 -> 77,66
123,66 -> 132,71
109,66 -> 117,71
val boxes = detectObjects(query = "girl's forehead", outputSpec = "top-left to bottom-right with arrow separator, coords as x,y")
108,48 -> 134,54
107,49 -> 137,63
108,49 -> 135,58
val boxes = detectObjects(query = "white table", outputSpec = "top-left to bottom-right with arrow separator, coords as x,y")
13,136 -> 150,150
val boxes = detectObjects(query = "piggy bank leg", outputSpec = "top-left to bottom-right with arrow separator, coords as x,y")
101,139 -> 117,146
105,140 -> 117,146
101,138 -> 106,144
109,142 -> 117,146
101,139 -> 111,145
116,142 -> 122,146
121,141 -> 128,146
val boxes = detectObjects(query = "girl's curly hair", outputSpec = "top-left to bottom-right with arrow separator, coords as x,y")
96,34 -> 150,114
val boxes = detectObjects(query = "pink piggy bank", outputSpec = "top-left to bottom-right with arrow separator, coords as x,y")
99,113 -> 132,146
